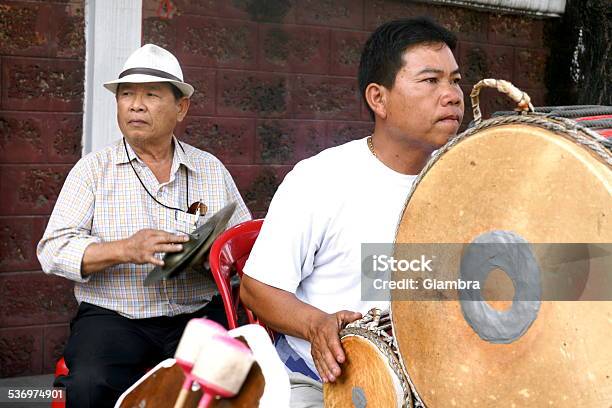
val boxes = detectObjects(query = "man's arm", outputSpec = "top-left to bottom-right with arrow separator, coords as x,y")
81,229 -> 188,276
37,159 -> 188,280
240,275 -> 361,383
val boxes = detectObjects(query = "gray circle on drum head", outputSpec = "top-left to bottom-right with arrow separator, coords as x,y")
352,386 -> 367,408
460,230 -> 541,344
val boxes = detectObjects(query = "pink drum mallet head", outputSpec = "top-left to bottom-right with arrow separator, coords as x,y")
175,318 -> 226,370
172,319 -> 227,408
191,334 -> 255,408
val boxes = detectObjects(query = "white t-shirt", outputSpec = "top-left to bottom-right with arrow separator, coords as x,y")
243,137 -> 416,374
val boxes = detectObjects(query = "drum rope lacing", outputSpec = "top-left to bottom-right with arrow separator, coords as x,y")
343,308 -> 416,408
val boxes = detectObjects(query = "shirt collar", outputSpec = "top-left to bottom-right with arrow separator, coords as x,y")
173,136 -> 196,172
115,136 -> 196,172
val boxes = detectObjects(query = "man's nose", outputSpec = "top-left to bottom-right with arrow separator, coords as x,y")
129,93 -> 146,111
441,83 -> 463,106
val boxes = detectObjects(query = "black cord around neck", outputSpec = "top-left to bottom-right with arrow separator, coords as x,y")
123,137 -> 189,213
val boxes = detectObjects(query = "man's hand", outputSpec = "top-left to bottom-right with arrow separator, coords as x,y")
123,229 -> 189,266
307,310 -> 362,383
240,276 -> 363,383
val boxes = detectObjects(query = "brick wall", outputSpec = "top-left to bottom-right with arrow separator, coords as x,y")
144,0 -> 552,220
0,1 -> 84,377
0,0 -> 555,377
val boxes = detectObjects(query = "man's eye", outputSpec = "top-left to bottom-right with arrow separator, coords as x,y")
425,78 -> 438,84
453,78 -> 462,84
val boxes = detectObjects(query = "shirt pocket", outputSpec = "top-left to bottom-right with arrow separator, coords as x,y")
172,211 -> 201,235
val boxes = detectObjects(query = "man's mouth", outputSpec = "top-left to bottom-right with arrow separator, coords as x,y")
128,119 -> 148,126
438,114 -> 460,124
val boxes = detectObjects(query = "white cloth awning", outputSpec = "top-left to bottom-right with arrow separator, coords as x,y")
419,0 -> 567,17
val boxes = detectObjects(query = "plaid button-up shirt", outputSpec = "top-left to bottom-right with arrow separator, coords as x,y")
37,137 -> 251,319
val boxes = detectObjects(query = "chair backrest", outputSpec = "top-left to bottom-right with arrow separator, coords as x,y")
209,219 -> 264,329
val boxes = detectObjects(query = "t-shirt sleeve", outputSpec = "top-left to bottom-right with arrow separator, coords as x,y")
243,163 -> 321,293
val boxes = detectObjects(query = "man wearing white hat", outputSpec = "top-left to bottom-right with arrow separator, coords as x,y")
37,44 -> 250,407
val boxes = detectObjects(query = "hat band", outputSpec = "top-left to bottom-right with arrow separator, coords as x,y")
118,67 -> 182,82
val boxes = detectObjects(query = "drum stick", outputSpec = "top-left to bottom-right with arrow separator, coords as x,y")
173,387 -> 190,408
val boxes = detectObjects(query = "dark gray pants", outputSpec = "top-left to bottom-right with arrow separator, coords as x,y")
55,298 -> 226,408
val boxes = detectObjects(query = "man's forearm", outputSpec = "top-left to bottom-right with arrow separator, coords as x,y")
240,275 -> 326,341
81,240 -> 128,276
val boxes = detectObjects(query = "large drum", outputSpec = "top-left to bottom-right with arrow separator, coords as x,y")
323,309 -> 413,408
392,80 -> 612,407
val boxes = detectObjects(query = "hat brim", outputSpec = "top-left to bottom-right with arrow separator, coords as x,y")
103,74 -> 194,98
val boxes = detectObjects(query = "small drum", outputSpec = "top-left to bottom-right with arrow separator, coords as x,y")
392,80 -> 612,407
323,308 -> 413,408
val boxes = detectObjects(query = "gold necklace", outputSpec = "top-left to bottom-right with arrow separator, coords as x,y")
367,135 -> 377,158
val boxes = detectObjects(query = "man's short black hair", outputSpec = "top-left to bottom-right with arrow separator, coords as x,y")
168,83 -> 185,101
358,17 -> 457,120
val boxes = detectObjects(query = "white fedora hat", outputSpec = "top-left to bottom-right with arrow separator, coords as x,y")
103,44 -> 194,97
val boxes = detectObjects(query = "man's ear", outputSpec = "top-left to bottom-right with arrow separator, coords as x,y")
176,97 -> 190,122
365,83 -> 388,120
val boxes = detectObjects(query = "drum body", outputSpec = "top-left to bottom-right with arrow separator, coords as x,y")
392,114 -> 612,407
324,309 -> 412,408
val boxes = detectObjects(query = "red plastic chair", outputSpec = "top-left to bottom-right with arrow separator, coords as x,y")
52,357 -> 68,407
209,218 -> 266,331
55,357 -> 69,377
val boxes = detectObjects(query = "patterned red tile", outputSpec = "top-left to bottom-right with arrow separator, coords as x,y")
227,165 -> 292,212
2,57 -> 84,112
514,47 -> 548,89
330,30 -> 370,77
0,217 -> 46,273
489,14 -> 544,47
217,71 -> 290,118
255,119 -> 326,164
180,116 -> 255,165
0,165 -> 71,215
460,42 -> 514,85
291,74 -> 360,119
0,112 -> 82,164
259,24 -> 330,74
171,0 -> 296,23
364,0 -> 432,31
183,67 -> 216,116
295,0 -> 363,29
177,15 -> 258,69
0,272 -> 77,327
142,16 -> 178,53
0,326 -> 43,377
326,121 -> 373,148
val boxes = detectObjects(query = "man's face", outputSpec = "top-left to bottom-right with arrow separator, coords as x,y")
384,43 -> 464,149
116,82 -> 189,144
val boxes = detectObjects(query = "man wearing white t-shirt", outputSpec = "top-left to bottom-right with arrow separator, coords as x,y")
241,17 -> 464,407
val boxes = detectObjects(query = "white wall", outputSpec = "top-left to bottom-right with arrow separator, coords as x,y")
82,0 -> 142,155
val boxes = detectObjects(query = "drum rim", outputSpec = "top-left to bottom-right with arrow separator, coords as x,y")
389,307 -> 426,408
339,309 -> 414,408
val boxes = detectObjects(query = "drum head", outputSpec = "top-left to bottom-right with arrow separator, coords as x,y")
392,122 -> 612,407
324,332 -> 407,408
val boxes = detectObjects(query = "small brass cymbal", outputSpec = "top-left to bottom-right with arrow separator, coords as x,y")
144,202 -> 237,286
